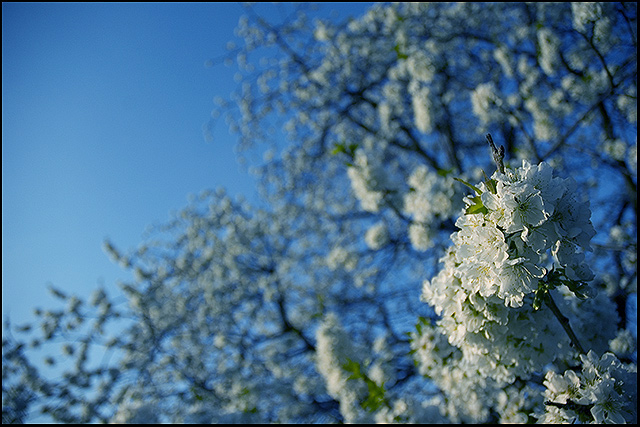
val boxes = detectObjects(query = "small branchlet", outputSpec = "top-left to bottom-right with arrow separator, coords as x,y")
486,134 -> 505,174
534,267 -> 587,355
545,291 -> 587,355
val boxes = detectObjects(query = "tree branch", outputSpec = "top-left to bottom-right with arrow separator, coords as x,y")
544,292 -> 586,355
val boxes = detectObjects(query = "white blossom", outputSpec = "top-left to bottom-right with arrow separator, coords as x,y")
364,221 -> 390,250
409,223 -> 434,252
471,82 -> 502,125
347,150 -> 388,213
538,27 -> 561,76
543,351 -> 637,423
609,329 -> 636,359
111,399 -> 160,424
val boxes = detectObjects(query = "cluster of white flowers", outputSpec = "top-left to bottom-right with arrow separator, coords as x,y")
537,27 -> 561,77
420,160 -> 598,386
110,398 -> 159,424
364,221 -> 390,251
408,223 -> 434,252
542,351 -> 637,423
315,313 -> 372,423
471,82 -> 504,126
609,329 -> 637,359
410,320 -> 461,377
404,165 -> 459,225
409,82 -> 434,134
318,314 -> 451,423
347,150 -> 393,213
373,395 -> 447,424
571,2 -> 606,33
524,97 -> 557,141
403,165 -> 462,251
441,160 -> 594,307
409,319 -> 543,423
410,158 -> 638,423
602,138 -> 630,162
326,246 -> 358,272
617,88 -> 637,124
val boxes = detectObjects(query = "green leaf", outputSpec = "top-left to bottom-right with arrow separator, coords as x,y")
190,387 -> 204,401
437,167 -> 455,177
343,358 -> 363,381
465,195 -> 488,215
394,44 -> 408,60
566,281 -> 591,300
453,177 -> 483,195
331,143 -> 346,155
415,316 -> 429,335
362,384 -> 386,412
343,358 -> 388,412
482,170 -> 497,194
331,141 -> 358,162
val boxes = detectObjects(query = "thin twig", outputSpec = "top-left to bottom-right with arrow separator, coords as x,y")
545,292 -> 586,355
486,133 -> 505,174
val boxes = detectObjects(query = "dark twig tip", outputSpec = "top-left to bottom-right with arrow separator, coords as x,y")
486,133 -> 505,174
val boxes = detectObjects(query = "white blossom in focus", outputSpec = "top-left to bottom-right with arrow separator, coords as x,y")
420,160 -> 598,388
542,351 -> 637,424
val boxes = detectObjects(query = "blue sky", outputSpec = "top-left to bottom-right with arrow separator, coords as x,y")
2,3 -> 371,331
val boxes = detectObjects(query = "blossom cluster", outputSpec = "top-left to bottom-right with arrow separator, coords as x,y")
347,150 -> 393,214
315,313 -> 374,423
409,319 -> 544,423
347,147 -> 465,253
433,159 -> 596,308
421,160 -> 598,384
403,165 -> 462,251
542,351 -> 637,423
317,313 -> 449,423
413,158 -> 637,422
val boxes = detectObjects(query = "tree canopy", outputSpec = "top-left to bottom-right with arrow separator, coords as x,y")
3,2 -> 636,424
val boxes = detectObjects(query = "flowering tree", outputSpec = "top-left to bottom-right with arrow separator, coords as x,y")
3,2 -> 636,423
